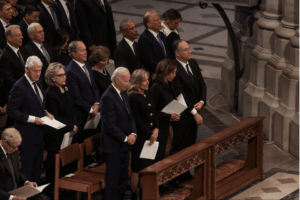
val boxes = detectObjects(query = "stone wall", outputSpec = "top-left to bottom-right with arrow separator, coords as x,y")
221,0 -> 299,159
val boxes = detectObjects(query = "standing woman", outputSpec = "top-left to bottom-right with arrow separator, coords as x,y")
161,9 -> 182,54
8,0 -> 24,24
50,29 -> 71,66
128,69 -> 159,200
44,63 -> 78,195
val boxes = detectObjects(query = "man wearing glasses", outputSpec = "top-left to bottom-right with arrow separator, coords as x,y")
0,128 -> 37,200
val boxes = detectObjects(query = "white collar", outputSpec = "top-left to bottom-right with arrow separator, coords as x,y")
59,0 -> 67,5
112,83 -> 122,97
0,18 -> 8,27
23,18 -> 29,26
25,73 -> 35,85
41,1 -> 50,9
33,41 -> 43,49
148,28 -> 159,38
0,142 -> 7,158
73,59 -> 85,68
7,43 -> 19,55
161,21 -> 178,37
176,58 -> 189,67
124,37 -> 134,47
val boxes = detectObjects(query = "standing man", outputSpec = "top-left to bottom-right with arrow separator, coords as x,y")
26,22 -> 56,89
0,25 -> 29,129
99,67 -> 136,200
139,10 -> 173,77
0,1 -> 13,49
0,128 -> 38,200
75,0 -> 116,56
18,5 -> 40,47
66,41 -> 99,143
6,56 -> 54,199
114,20 -> 145,74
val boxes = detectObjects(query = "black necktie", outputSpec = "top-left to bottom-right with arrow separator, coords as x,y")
132,42 -> 137,55
121,92 -> 129,113
7,153 -> 17,189
33,82 -> 43,107
5,24 -> 9,28
17,50 -> 25,67
186,64 -> 195,86
98,0 -> 105,11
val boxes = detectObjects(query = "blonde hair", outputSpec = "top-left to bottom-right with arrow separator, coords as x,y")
128,69 -> 149,95
45,62 -> 65,86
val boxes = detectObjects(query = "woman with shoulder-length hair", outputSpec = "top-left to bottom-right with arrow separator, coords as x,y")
44,62 -> 78,194
128,69 -> 159,200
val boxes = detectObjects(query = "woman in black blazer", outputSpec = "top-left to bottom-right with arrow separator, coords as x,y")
161,9 -> 182,54
8,0 -> 24,24
128,69 -> 159,200
44,62 -> 78,194
50,29 -> 72,66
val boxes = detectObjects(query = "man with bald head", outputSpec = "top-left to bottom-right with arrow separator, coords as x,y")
0,128 -> 37,200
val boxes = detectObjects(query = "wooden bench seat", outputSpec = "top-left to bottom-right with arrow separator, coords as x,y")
215,159 -> 245,182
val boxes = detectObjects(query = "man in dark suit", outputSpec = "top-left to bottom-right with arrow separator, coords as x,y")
0,1 -> 13,50
18,5 -> 40,47
53,0 -> 79,42
0,128 -> 37,200
7,56 -> 54,199
66,41 -> 100,143
25,22 -> 56,89
37,0 -> 60,43
75,0 -> 116,56
138,10 -> 173,76
99,67 -> 136,200
0,25 -> 29,129
114,20 -> 145,74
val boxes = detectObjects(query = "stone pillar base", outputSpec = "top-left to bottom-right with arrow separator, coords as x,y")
243,82 -> 265,118
220,56 -> 235,108
289,112 -> 299,159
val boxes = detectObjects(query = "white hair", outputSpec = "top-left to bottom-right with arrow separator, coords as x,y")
27,22 -> 41,35
111,67 -> 129,83
25,56 -> 43,69
1,128 -> 22,144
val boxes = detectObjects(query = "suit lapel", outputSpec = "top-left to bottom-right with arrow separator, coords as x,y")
73,61 -> 92,87
0,146 -> 15,181
91,0 -> 104,11
110,86 -> 129,115
145,29 -> 165,56
28,42 -> 48,65
122,38 -> 136,58
6,46 -> 24,69
22,76 -> 43,108
176,60 -> 196,89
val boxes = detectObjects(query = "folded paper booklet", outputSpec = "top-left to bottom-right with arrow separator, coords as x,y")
9,183 -> 50,199
161,93 -> 187,115
61,132 -> 73,149
84,112 -> 101,129
41,116 -> 66,129
140,140 -> 159,160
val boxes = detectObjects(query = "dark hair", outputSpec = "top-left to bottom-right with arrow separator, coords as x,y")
50,28 -> 69,50
88,46 -> 110,66
172,39 -> 184,54
163,9 -> 182,21
153,59 -> 177,82
0,1 -> 10,11
24,5 -> 39,16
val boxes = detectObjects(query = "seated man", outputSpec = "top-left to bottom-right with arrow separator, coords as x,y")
0,128 -> 37,200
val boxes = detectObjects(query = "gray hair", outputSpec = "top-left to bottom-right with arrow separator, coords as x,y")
143,10 -> 160,28
119,19 -> 132,32
5,25 -> 20,37
111,67 -> 129,83
68,41 -> 83,58
27,22 -> 41,36
172,39 -> 185,53
25,56 -> 43,69
1,128 -> 22,144
45,62 -> 66,86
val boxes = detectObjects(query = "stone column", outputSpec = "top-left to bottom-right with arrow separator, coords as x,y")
273,28 -> 299,153
259,0 -> 299,140
243,0 -> 282,118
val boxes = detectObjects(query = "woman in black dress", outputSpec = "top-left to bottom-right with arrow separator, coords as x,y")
44,62 -> 78,195
8,0 -> 24,24
128,69 -> 159,200
161,9 -> 182,54
50,29 -> 71,66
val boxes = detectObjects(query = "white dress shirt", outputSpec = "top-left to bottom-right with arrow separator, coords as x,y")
59,0 -> 70,26
41,1 -> 55,21
161,21 -> 179,37
25,73 -> 44,123
0,18 -> 9,31
111,83 -> 137,142
32,41 -> 51,60
124,37 -> 135,55
148,29 -> 166,56
176,58 -> 204,115
6,43 -> 20,57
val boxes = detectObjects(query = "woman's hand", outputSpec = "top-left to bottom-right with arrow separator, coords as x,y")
149,128 -> 159,146
170,113 -> 180,122
70,125 -> 78,137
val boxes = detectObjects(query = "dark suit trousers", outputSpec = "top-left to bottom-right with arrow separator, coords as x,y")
105,151 -> 129,200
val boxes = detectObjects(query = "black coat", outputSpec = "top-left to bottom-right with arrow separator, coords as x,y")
0,45 -> 29,104
10,6 -> 24,25
92,68 -> 111,99
0,148 -> 27,200
18,19 -> 30,47
0,22 -> 6,50
45,86 -> 76,153
52,49 -> 71,66
165,32 -> 180,55
114,38 -> 145,74
75,0 -> 116,55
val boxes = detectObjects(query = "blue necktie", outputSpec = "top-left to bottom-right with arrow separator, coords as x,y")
50,5 -> 59,30
157,33 -> 166,58
33,82 -> 43,107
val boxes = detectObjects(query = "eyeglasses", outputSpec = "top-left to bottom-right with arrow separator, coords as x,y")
55,73 -> 67,78
5,140 -> 20,149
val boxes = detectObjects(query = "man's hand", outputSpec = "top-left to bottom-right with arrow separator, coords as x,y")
90,104 -> 99,118
46,111 -> 54,120
25,181 -> 37,187
127,134 -> 136,145
0,104 -> 7,114
149,128 -> 159,146
194,113 -> 203,125
13,196 -> 26,200
194,102 -> 204,111
170,113 -> 180,122
89,45 -> 96,51
34,117 -> 45,125
70,125 -> 78,137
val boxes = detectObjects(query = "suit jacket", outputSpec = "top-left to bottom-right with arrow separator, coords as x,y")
6,75 -> 46,146
0,148 -> 27,200
18,19 -> 30,47
99,85 -> 137,153
172,58 -> 207,118
45,85 -> 76,153
75,0 -> 116,55
65,60 -> 100,125
92,68 -> 111,99
37,1 -> 60,43
25,41 -> 56,89
114,38 -> 145,74
53,0 -> 79,41
138,29 -> 173,74
0,22 -> 6,50
0,45 -> 29,104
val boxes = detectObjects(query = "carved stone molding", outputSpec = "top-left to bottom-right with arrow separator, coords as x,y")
215,125 -> 258,155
